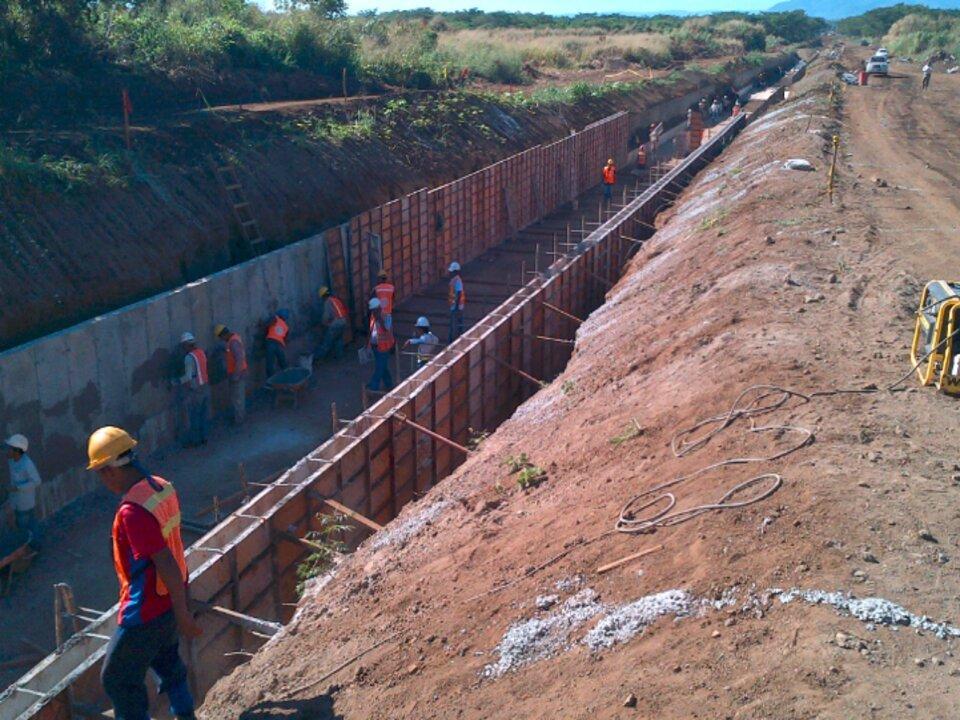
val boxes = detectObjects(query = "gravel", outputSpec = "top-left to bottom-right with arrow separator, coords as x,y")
482,589 -> 605,678
583,590 -> 696,651
371,500 -> 450,550
776,589 -> 960,639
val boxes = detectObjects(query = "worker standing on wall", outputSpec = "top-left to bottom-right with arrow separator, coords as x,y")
367,298 -> 394,392
448,262 -> 466,343
404,316 -> 440,367
265,309 -> 290,379
314,286 -> 349,361
602,158 -> 616,204
178,332 -> 209,447
215,324 -> 247,426
87,426 -> 201,720
372,270 -> 396,330
5,434 -> 42,548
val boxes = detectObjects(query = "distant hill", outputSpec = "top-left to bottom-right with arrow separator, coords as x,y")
768,0 -> 960,20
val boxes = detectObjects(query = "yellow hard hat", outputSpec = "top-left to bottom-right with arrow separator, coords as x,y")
87,426 -> 137,470
214,324 -> 227,337
318,286 -> 330,298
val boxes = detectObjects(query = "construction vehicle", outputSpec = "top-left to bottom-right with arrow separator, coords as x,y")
911,280 -> 960,394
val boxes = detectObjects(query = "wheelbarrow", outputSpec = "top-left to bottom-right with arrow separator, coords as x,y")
266,367 -> 312,409
0,528 -> 36,596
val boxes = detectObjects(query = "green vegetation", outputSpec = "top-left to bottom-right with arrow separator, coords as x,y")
503,452 -> 547,489
609,419 -> 645,446
295,512 -> 351,595
836,4 -> 960,58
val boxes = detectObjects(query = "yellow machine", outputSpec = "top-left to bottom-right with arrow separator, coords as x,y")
911,280 -> 960,395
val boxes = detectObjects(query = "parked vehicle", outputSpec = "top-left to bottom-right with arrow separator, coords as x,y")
876,47 -> 889,57
866,55 -> 889,75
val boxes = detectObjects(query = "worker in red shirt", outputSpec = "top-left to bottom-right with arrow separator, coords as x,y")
372,270 -> 396,330
602,158 -> 616,204
87,426 -> 201,720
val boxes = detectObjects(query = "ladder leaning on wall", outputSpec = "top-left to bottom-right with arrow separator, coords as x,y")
214,162 -> 267,257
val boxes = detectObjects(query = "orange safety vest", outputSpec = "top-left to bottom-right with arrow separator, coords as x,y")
602,165 -> 616,185
374,282 -> 395,315
188,348 -> 208,386
113,476 -> 187,598
368,314 -> 395,352
329,296 -> 349,320
448,276 -> 467,308
225,333 -> 248,375
266,316 -> 289,346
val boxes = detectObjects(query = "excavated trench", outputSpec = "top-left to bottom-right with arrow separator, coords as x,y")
0,73 -> 797,720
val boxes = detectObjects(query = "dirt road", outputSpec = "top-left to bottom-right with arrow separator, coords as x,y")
199,53 -> 960,719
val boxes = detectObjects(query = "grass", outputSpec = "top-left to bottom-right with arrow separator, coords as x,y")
504,452 -> 547,489
610,419 -> 645,446
0,145 -> 129,192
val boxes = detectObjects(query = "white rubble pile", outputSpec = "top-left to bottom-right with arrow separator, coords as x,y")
370,500 -> 450,550
583,590 -> 696,651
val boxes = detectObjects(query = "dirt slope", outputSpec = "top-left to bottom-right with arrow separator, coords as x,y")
200,55 -> 960,719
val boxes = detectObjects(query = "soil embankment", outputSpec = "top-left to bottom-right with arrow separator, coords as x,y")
201,55 -> 960,718
0,56 -> 791,350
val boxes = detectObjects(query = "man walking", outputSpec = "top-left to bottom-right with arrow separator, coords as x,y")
367,298 -> 395,392
922,62 -> 932,90
314,286 -> 349,361
215,324 -> 247,426
602,158 -> 616,203
87,426 -> 201,720
5,434 -> 41,548
447,262 -> 466,343
178,332 -> 209,447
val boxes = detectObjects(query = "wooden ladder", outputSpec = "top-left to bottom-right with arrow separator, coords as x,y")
215,163 -> 266,255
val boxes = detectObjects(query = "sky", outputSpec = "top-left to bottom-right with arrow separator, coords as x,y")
254,0 -> 774,15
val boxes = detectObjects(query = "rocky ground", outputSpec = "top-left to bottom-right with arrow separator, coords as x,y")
198,49 -> 960,719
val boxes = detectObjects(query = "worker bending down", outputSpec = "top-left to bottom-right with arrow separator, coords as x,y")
404,316 -> 440,367
602,158 -> 616,203
88,426 -> 201,720
448,261 -> 466,343
367,298 -> 395,392
314,286 -> 349,361
265,309 -> 290,378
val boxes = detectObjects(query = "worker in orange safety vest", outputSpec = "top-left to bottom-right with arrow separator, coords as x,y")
314,286 -> 349,361
372,269 -> 396,330
265,309 -> 290,379
215,324 -> 247,425
366,298 -> 395,392
87,426 -> 201,720
177,332 -> 209,447
602,158 -> 616,203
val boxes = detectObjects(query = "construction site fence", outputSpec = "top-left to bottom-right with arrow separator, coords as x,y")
0,105 -> 751,720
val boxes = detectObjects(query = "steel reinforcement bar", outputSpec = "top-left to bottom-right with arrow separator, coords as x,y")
0,92 -> 783,720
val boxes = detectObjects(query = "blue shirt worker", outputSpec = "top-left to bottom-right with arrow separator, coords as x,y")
404,316 -> 440,367
5,434 -> 41,548
447,262 -> 466,343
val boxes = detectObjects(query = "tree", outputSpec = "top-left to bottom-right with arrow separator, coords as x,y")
275,0 -> 346,19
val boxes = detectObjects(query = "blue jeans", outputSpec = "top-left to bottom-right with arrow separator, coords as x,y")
449,308 -> 465,343
15,508 -> 41,548
367,347 -> 393,391
603,183 -> 613,201
185,390 -> 209,446
265,339 -> 287,378
101,611 -> 195,720
314,321 -> 345,361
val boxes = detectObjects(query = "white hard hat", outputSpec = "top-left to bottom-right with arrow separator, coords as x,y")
5,434 -> 28,453
448,261 -> 461,272
368,298 -> 381,310
415,316 -> 430,329
180,331 -> 195,344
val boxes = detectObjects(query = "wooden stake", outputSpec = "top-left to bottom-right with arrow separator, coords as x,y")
323,498 -> 383,532
193,602 -> 282,637
394,412 -> 471,455
488,354 -> 546,389
342,67 -> 348,99
331,401 -> 338,432
541,301 -> 583,324
596,544 -> 663,574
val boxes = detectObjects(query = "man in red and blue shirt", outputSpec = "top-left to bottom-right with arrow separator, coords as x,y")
88,426 -> 202,720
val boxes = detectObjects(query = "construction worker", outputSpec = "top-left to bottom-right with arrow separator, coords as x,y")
87,426 -> 200,720
367,298 -> 394,392
178,332 -> 209,447
265,309 -> 290,378
215,324 -> 247,426
636,143 -> 647,169
404,316 -> 440,367
732,98 -> 741,117
602,158 -> 616,203
372,270 -> 396,330
314,286 -> 349,361
5,434 -> 41,548
922,62 -> 932,90
448,261 -> 466,343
